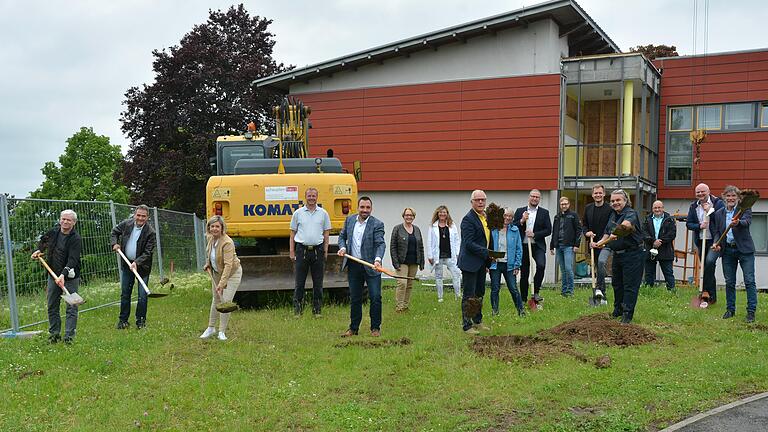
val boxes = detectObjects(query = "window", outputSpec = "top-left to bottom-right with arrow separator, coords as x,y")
666,134 -> 693,183
697,105 -> 722,130
669,107 -> 693,131
762,104 -> 768,128
724,103 -> 754,130
752,214 -> 767,253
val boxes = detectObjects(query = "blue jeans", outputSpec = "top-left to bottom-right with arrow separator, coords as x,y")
611,248 -> 644,318
347,262 -> 382,332
644,257 -> 675,290
119,262 -> 149,324
556,246 -> 575,295
489,262 -> 524,313
721,245 -> 757,314
461,269 -> 487,331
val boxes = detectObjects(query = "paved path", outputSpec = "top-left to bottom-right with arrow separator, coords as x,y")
661,392 -> 768,431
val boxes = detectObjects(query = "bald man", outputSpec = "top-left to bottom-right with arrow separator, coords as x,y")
686,183 -> 724,302
643,200 -> 677,290
457,190 -> 492,335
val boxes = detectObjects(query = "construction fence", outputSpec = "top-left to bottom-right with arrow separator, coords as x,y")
0,195 -> 207,335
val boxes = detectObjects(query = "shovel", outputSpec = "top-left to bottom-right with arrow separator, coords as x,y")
588,235 -> 601,307
690,207 -> 715,309
37,257 -> 85,306
206,269 -> 238,313
116,249 -> 168,298
712,189 -> 760,247
526,240 -> 540,311
344,254 -> 418,280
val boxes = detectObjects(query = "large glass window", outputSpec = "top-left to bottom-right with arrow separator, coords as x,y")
697,105 -> 722,130
724,103 -> 754,130
762,104 -> 768,128
666,134 -> 693,183
669,107 -> 693,131
752,214 -> 767,253
220,144 -> 266,175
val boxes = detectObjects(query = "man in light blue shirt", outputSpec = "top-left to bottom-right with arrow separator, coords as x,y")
289,188 -> 332,316
643,201 -> 676,291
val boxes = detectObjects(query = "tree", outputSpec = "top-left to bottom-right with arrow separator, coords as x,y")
629,44 -> 679,60
120,4 -> 289,214
31,127 -> 129,203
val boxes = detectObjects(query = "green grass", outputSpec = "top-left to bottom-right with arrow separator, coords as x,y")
1,274 -> 766,431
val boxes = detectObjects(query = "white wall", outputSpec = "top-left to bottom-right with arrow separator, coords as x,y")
652,199 -> 768,289
360,189 -> 559,282
290,19 -> 568,93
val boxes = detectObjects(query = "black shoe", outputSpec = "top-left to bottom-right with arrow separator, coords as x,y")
722,310 -> 735,319
136,321 -> 146,329
48,334 -> 61,344
746,312 -> 756,323
620,312 -> 633,324
611,308 -> 622,318
491,309 -> 500,317
532,293 -> 543,302
116,321 -> 130,330
517,309 -> 526,317
63,337 -> 73,345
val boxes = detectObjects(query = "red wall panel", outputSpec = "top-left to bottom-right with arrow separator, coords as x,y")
655,51 -> 768,199
294,74 -> 562,191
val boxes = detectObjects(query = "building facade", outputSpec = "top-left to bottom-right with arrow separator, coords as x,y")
256,0 -> 768,286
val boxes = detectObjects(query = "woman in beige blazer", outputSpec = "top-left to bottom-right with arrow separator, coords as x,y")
200,215 -> 242,341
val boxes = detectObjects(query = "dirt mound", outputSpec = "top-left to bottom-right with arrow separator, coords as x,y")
471,313 -> 656,365
542,313 -> 657,347
334,337 -> 412,349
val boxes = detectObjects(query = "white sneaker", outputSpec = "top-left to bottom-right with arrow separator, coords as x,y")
199,327 -> 215,339
438,298 -> 444,303
595,289 -> 604,299
217,332 -> 227,341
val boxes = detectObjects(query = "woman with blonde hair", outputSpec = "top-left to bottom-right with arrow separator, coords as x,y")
390,207 -> 425,312
200,215 -> 242,340
428,205 -> 461,302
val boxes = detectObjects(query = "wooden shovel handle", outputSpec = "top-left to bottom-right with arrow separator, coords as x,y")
712,209 -> 744,247
37,256 -> 71,295
344,254 -> 412,280
116,249 -> 151,295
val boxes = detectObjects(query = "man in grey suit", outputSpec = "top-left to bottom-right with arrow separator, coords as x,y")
338,196 -> 386,337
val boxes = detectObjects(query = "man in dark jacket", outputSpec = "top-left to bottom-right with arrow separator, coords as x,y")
550,197 -> 581,297
111,205 -> 156,329
686,183 -> 724,303
710,185 -> 758,323
643,200 -> 677,291
458,190 -> 492,335
582,184 -> 613,303
513,189 -> 552,305
31,209 -> 82,344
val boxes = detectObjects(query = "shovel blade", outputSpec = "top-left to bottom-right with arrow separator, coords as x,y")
147,293 -> 169,298
690,295 -> 707,309
62,293 -> 85,306
216,302 -> 239,313
527,297 -> 538,312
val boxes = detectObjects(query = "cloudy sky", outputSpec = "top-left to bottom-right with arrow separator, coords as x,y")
1,0 -> 765,198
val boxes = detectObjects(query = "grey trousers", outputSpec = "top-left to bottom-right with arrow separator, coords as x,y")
47,276 -> 80,339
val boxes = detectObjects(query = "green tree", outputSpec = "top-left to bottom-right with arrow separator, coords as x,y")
629,44 -> 679,60
31,127 -> 129,203
120,5 -> 289,213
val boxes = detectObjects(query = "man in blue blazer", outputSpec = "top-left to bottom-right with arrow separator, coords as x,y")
686,183 -> 724,303
458,190 -> 492,334
513,189 -> 552,305
338,196 -> 386,337
710,186 -> 758,323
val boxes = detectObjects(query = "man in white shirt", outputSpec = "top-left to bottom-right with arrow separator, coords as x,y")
337,196 -> 386,337
289,188 -> 332,316
512,190 -> 552,306
111,205 -> 156,329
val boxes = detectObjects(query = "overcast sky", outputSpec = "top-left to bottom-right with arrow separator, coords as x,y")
1,0 -> 765,198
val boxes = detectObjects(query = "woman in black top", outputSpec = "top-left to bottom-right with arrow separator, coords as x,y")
390,207 -> 424,312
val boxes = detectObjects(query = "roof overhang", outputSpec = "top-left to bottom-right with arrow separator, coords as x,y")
254,0 -> 619,91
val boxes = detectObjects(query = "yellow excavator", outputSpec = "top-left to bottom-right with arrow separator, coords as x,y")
206,97 -> 357,296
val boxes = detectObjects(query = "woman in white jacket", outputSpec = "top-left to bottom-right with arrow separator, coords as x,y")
428,205 -> 462,302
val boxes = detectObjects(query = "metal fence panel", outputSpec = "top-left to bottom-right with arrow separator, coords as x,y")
1,197 -> 204,334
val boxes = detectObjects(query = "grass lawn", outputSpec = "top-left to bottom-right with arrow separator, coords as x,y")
1,273 -> 766,431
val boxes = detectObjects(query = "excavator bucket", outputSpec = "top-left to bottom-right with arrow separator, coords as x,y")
237,254 -> 348,292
